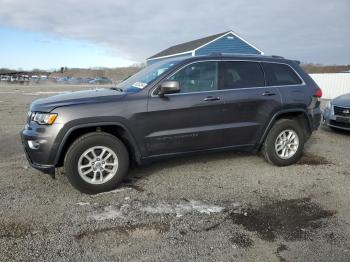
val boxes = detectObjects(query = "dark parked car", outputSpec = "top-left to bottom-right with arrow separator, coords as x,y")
21,54 -> 322,194
323,93 -> 350,131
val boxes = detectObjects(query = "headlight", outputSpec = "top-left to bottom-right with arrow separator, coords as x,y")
325,101 -> 331,110
32,112 -> 58,125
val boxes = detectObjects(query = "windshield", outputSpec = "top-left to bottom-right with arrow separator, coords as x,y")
117,60 -> 180,93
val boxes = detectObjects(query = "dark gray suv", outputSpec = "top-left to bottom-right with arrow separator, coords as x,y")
21,54 -> 322,194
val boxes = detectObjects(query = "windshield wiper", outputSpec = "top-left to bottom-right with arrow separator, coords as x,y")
110,87 -> 124,92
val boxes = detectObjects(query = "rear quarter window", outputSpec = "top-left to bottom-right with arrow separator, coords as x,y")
262,62 -> 302,86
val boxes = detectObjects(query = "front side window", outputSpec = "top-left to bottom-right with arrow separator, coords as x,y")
169,61 -> 218,93
218,61 -> 265,89
262,62 -> 302,86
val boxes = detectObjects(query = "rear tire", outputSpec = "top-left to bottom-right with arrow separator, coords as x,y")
64,132 -> 129,194
261,119 -> 304,166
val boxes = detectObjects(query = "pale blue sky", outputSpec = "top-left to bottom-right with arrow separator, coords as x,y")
0,28 -> 136,70
0,0 -> 349,70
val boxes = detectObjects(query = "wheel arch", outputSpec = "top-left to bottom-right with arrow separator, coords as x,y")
53,122 -> 142,167
257,109 -> 312,150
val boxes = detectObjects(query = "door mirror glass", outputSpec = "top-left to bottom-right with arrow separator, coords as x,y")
158,81 -> 180,97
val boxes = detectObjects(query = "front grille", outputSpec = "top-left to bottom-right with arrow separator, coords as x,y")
334,106 -> 350,117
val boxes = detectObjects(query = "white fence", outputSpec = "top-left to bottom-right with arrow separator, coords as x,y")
309,73 -> 350,100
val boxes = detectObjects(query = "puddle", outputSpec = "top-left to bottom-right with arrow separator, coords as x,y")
276,243 -> 288,252
0,220 -> 32,238
141,200 -> 225,217
229,232 -> 254,248
230,198 -> 335,242
297,153 -> 332,165
275,244 -> 288,262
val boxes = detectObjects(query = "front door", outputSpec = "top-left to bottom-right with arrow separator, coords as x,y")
144,61 -> 226,156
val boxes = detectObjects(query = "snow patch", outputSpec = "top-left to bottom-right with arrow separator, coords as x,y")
89,205 -> 128,221
141,200 -> 225,217
76,202 -> 90,206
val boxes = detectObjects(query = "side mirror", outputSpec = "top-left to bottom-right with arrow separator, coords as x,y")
158,81 -> 180,97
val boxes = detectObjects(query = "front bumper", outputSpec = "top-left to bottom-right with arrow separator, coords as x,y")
323,107 -> 350,131
20,127 -> 56,177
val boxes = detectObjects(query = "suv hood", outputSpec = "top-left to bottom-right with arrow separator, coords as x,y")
31,88 -> 127,112
333,93 -> 350,107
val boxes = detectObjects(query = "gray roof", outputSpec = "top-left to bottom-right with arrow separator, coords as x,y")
147,31 -> 230,60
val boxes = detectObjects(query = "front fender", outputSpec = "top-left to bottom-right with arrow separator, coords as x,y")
49,118 -> 142,166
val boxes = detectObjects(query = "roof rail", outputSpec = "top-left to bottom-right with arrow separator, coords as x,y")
271,55 -> 284,59
208,52 -> 223,56
207,52 -> 264,57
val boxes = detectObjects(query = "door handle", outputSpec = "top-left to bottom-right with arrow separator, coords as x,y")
204,96 -> 221,101
262,91 -> 276,96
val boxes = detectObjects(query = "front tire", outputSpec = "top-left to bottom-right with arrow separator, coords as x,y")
261,119 -> 304,166
64,132 -> 129,194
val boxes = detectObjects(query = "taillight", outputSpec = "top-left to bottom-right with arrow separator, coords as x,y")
315,88 -> 322,98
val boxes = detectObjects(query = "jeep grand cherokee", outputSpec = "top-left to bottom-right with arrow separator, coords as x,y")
21,54 -> 322,194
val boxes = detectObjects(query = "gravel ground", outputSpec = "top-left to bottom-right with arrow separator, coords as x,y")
0,84 -> 349,261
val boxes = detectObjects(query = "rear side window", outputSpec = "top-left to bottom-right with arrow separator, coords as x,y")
218,61 -> 264,89
262,63 -> 302,86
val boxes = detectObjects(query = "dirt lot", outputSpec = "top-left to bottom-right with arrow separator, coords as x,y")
0,84 -> 349,261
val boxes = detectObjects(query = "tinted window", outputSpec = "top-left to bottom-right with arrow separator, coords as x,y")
262,63 -> 302,86
218,61 -> 264,89
169,61 -> 218,93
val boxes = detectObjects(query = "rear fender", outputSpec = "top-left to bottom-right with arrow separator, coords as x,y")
257,109 -> 312,149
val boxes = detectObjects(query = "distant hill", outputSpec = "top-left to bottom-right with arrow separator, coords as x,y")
50,66 -> 143,82
301,64 -> 350,74
0,68 -> 50,76
0,66 -> 143,82
2,63 -> 350,81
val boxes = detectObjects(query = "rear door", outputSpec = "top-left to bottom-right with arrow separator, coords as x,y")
144,61 -> 226,156
217,61 -> 283,146
261,62 -> 305,107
